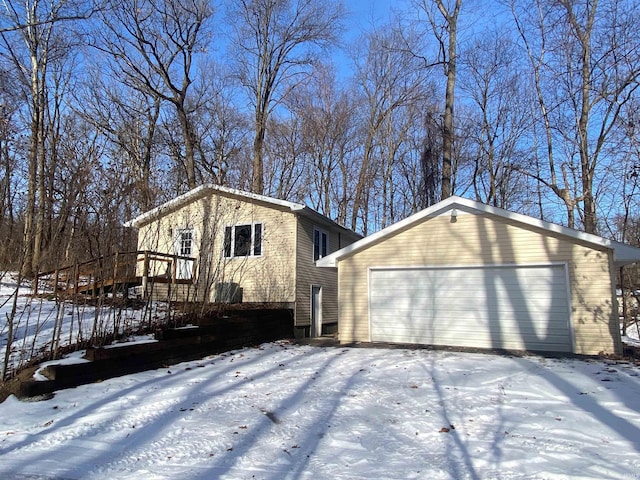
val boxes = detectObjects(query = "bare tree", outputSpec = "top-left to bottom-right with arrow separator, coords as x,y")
194,72 -> 250,187
0,0 -> 88,276
231,0 -> 344,195
0,64 -> 20,268
512,0 -> 640,232
285,63 -> 358,220
419,110 -> 441,207
96,0 -> 215,191
413,0 -> 462,201
459,32 -> 530,209
78,69 -> 163,213
350,25 -> 428,233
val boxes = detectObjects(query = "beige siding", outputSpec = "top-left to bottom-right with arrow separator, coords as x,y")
138,282 -> 196,302
135,193 -> 297,304
295,215 -> 360,329
338,212 -> 620,355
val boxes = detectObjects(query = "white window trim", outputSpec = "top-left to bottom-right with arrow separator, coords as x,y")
313,227 -> 329,261
176,228 -> 195,257
224,222 -> 264,259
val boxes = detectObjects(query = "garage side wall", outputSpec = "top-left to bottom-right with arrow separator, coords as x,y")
337,213 -> 620,355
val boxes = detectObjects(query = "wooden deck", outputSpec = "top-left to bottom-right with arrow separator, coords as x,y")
34,251 -> 197,299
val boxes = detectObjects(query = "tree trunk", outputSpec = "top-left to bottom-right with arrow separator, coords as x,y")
22,127 -> 37,278
177,105 -> 197,190
252,119 -> 266,194
577,16 -> 596,234
437,0 -> 461,200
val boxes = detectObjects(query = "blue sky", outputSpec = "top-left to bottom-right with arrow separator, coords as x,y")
347,0 -> 396,29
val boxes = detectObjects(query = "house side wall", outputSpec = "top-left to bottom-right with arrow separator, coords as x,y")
337,213 -> 620,355
295,215 -> 360,331
135,195 -> 297,304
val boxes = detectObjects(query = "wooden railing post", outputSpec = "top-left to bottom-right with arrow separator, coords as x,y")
142,251 -> 150,300
170,255 -> 177,302
92,262 -> 99,298
113,252 -> 119,285
73,261 -> 79,297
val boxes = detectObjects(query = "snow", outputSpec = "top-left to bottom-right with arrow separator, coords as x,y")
0,341 -> 639,479
102,335 -> 158,349
0,273 -> 160,377
33,351 -> 91,381
2,272 -> 640,478
624,322 -> 640,347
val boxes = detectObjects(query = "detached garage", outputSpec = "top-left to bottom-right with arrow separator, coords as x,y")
317,197 -> 640,355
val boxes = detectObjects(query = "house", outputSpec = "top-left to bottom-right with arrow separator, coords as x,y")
125,184 -> 361,337
317,196 -> 640,355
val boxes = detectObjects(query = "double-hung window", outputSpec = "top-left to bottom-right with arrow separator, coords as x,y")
175,228 -> 195,280
224,223 -> 263,258
178,229 -> 193,256
313,227 -> 328,261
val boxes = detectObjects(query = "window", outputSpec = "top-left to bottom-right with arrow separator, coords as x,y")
175,229 -> 195,279
178,229 -> 193,256
254,223 -> 262,256
224,223 -> 263,258
313,227 -> 328,261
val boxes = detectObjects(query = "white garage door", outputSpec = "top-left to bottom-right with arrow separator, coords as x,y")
369,265 -> 572,352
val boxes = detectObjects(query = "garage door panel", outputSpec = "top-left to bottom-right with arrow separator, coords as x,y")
370,297 -> 569,314
369,265 -> 572,352
370,297 -> 569,317
371,277 -> 566,302
372,315 -> 568,340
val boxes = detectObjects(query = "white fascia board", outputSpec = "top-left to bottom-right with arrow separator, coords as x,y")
124,184 -> 306,228
316,196 -> 640,267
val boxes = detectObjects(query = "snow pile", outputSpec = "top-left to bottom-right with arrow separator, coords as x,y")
0,341 -> 638,479
623,323 -> 640,347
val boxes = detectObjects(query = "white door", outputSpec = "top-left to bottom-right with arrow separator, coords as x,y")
311,285 -> 322,337
369,265 -> 572,352
175,229 -> 194,280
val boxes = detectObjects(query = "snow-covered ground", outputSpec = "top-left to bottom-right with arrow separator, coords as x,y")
0,341 -> 639,479
0,273 -> 161,376
2,272 -> 640,479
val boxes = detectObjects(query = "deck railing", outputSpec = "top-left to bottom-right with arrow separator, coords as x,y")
33,250 -> 197,299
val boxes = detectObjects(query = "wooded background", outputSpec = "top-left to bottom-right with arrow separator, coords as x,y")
1,0 -> 639,277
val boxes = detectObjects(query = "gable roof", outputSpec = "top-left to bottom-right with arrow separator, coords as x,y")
124,184 -> 358,237
316,196 -> 640,267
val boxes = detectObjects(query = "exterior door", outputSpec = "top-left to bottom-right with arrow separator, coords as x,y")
175,229 -> 194,280
311,285 -> 322,337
